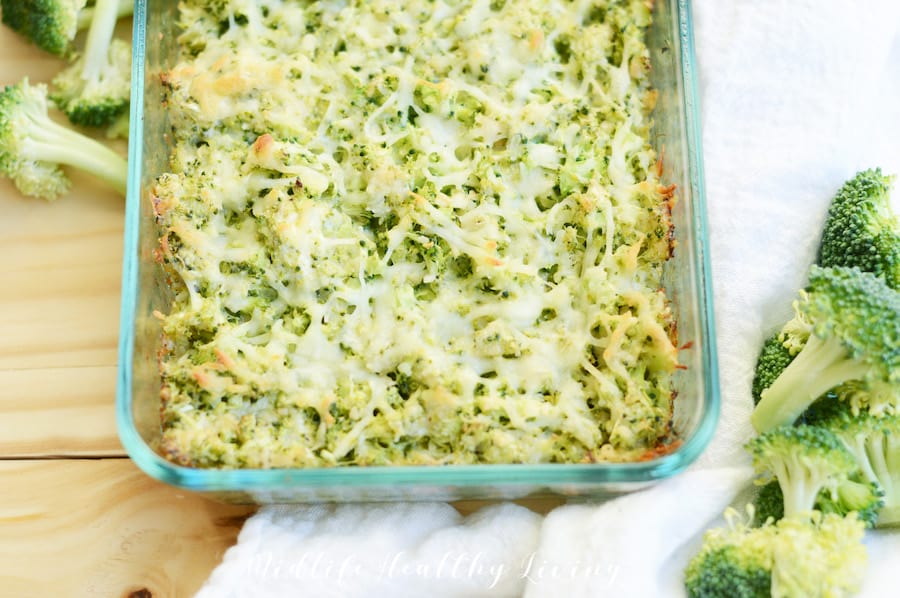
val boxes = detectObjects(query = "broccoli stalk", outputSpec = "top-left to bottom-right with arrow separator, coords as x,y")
751,266 -> 900,433
76,0 -> 133,30
685,508 -> 867,598
753,332 -> 869,431
818,168 -> 899,289
0,0 -> 133,57
875,447 -> 900,526
0,78 -> 127,200
80,0 -> 118,78
746,424 -> 858,518
50,0 -> 131,128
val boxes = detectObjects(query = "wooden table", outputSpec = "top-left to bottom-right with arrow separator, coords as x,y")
0,24 -> 258,597
0,26 -> 562,597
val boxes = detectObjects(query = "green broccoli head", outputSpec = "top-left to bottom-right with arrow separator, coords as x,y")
751,335 -> 795,405
803,266 -> 899,371
51,36 -> 131,128
751,266 -> 900,433
746,424 -> 857,517
0,0 -> 86,56
685,510 -> 773,598
1,79 -> 72,199
0,0 -> 133,57
685,508 -> 867,598
685,544 -> 771,598
0,78 -> 127,200
751,480 -> 784,526
812,400 -> 900,526
818,168 -> 899,289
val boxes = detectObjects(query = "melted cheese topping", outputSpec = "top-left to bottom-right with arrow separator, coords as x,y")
157,0 -> 678,468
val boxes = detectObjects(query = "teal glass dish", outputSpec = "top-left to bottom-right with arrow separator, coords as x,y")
117,0 -> 718,503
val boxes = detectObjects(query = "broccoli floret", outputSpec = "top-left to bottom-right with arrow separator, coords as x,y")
1,0 -> 85,56
751,335 -> 795,405
751,266 -> 900,433
49,0 -> 131,127
752,476 -> 883,528
686,545 -> 771,598
750,294 -> 813,405
751,480 -> 785,526
685,509 -> 773,598
817,478 -> 884,527
812,400 -> 900,526
777,292 -> 812,356
0,78 -> 127,200
746,424 -> 858,517
828,378 -> 900,418
818,168 -> 899,290
685,508 -> 867,598
0,0 -> 133,57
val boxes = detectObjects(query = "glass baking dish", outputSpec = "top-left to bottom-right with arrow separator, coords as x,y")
117,0 -> 717,503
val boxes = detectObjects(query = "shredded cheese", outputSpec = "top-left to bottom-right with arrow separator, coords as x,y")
156,0 -> 678,468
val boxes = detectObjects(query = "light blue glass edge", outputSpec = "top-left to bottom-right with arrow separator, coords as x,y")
116,0 -> 147,471
115,0 -> 720,497
676,0 -> 721,467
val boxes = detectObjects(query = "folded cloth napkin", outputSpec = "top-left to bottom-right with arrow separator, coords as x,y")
197,2 -> 900,596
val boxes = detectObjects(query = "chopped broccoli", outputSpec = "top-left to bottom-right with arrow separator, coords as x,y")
751,335 -> 795,405
818,168 -> 899,290
0,78 -> 127,200
746,424 -> 857,517
751,266 -> 900,433
0,0 -> 133,57
685,508 -> 867,598
49,0 -> 131,127
811,400 -> 900,526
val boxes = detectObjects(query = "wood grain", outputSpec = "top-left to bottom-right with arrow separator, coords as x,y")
0,20 -> 127,370
0,152 -> 125,456
0,459 -> 257,597
0,24 -> 126,457
0,161 -> 124,371
0,21 -> 67,85
0,366 -> 121,457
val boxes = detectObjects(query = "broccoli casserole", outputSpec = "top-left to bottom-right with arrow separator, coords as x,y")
154,0 -> 679,468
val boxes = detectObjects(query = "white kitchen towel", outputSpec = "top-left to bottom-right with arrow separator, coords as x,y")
196,2 -> 900,596
521,466 -> 754,598
195,502 -> 542,598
